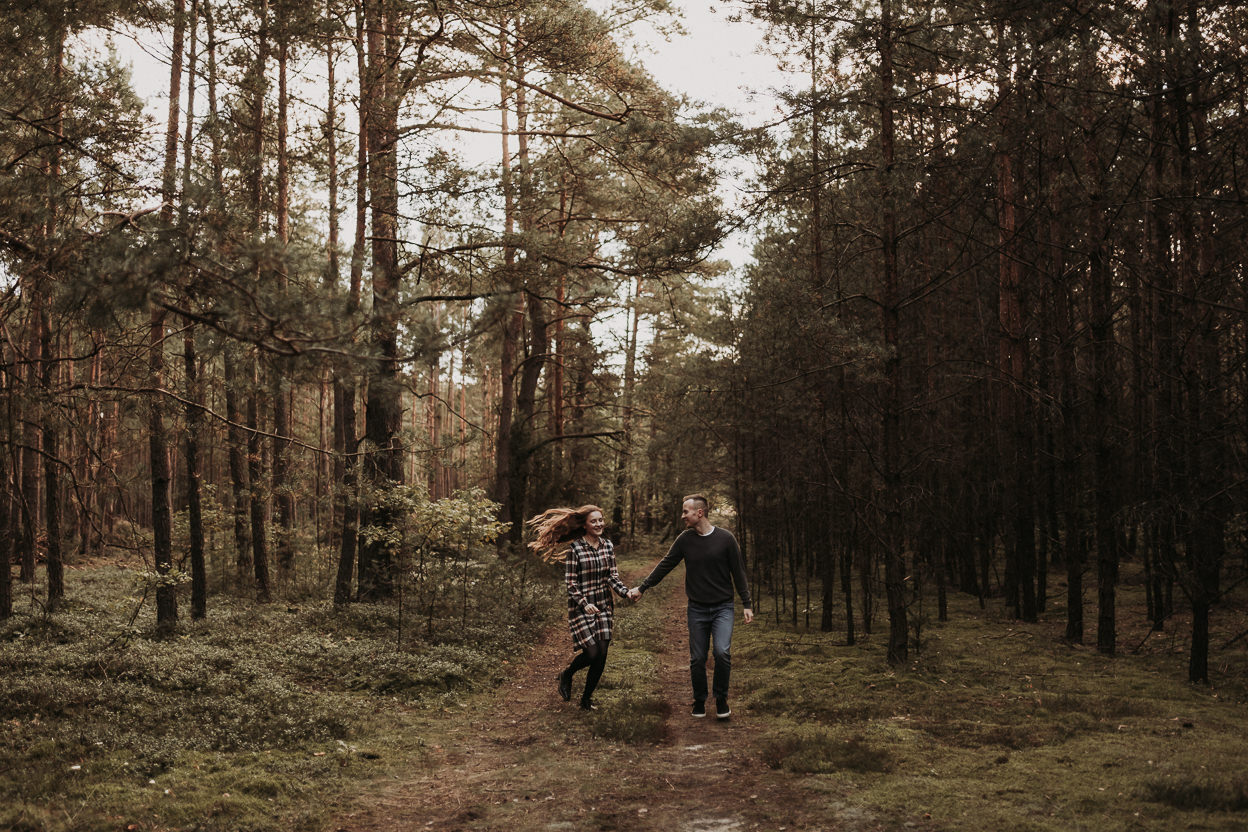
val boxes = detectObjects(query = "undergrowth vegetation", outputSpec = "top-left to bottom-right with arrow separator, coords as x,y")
575,565 -> 670,746
5,542 -> 1247,832
0,553 -> 562,832
736,566 -> 1248,831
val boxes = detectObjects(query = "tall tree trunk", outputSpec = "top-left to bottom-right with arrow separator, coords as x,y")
611,275 -> 641,538
184,330 -> 206,618
330,0 -> 362,605
205,0 -> 251,584
19,298 -> 40,583
510,290 -> 548,539
358,0 -> 404,600
994,25 -> 1036,622
40,308 -> 62,610
0,399 -> 10,618
152,0 -> 187,630
78,337 -> 104,559
272,35 -> 295,577
493,29 -> 522,545
878,0 -> 907,666
1173,5 -> 1222,683
247,0 -> 272,601
181,0 -> 206,620
247,364 -> 272,601
42,21 -> 66,610
224,348 -> 253,582
1084,117 -> 1117,656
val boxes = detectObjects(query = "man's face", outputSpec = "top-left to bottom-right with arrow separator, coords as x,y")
681,500 -> 703,528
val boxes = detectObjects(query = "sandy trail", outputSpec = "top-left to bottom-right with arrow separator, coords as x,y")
334,574 -> 839,832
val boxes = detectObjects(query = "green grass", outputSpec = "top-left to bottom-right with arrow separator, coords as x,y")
6,544 -> 1247,832
0,556 -> 562,832
571,547 -> 671,745
735,572 -> 1248,832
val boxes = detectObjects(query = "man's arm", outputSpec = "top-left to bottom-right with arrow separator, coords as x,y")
728,533 -> 754,624
630,535 -> 685,600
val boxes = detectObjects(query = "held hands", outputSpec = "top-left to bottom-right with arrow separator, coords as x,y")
627,587 -> 642,602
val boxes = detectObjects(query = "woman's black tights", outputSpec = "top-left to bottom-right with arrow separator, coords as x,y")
565,639 -> 609,704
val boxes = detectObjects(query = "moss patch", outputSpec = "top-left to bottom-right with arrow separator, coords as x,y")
0,559 -> 561,832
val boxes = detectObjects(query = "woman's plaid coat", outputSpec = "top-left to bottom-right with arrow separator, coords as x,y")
565,537 -> 630,650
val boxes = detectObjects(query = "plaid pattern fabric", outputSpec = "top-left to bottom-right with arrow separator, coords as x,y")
565,537 -> 630,650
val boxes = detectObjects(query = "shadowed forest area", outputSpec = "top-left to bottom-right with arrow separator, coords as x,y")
2,0 -> 1248,830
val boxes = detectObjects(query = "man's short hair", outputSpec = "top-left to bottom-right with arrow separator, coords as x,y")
683,494 -> 709,515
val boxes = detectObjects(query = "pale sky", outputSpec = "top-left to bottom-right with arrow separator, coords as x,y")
627,1 -> 783,129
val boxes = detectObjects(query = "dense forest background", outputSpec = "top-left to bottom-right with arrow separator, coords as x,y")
2,0 -> 1247,691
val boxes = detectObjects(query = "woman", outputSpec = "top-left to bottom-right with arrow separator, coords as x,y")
527,505 -> 631,710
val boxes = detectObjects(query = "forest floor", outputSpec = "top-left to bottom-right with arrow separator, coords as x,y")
4,547 -> 1248,831
329,551 -> 1248,832
332,558 -> 845,832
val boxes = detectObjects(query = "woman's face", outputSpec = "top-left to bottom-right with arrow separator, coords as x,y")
586,510 -> 606,537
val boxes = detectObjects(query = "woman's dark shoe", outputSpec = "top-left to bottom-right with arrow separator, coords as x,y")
558,669 -> 572,702
579,698 -> 597,710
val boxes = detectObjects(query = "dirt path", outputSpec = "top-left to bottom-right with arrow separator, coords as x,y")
334,575 -> 839,832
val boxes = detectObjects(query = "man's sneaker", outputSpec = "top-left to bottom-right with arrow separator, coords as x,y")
715,697 -> 731,719
691,700 -> 706,718
557,670 -> 572,702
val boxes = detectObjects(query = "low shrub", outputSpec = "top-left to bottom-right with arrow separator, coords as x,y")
1141,777 -> 1248,812
762,729 -> 894,774
585,693 -> 669,744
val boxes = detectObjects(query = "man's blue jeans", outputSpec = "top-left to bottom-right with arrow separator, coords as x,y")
688,600 -> 735,702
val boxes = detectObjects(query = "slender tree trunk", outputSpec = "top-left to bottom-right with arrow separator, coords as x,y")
41,308 -> 62,610
552,232 -> 566,451
77,337 -> 103,558
493,30 -> 523,545
1173,6 -> 1222,683
180,0 -> 206,620
149,0 -> 187,630
224,349 -> 252,582
203,0 -> 251,583
611,275 -> 641,538
328,0 -> 361,605
994,26 -> 1036,622
272,35 -> 295,577
510,291 -> 548,539
41,22 -> 67,610
0,405 -> 10,618
247,365 -> 272,601
247,0 -> 272,601
19,298 -> 40,583
1086,132 -> 1117,657
183,330 -> 206,618
878,0 -> 907,666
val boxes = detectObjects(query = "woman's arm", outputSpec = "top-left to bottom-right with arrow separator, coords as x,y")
566,543 -> 590,610
606,542 -> 630,598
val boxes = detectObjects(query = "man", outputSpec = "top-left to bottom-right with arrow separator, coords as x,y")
629,494 -> 754,719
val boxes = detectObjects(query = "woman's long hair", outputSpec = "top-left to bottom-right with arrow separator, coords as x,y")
526,504 -> 602,562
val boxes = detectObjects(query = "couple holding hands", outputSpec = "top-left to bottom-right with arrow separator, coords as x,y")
527,494 -> 754,718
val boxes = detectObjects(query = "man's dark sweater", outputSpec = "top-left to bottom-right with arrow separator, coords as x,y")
640,527 -> 752,608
